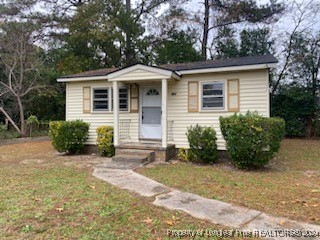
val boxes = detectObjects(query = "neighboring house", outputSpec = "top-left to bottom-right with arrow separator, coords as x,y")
57,54 -> 277,160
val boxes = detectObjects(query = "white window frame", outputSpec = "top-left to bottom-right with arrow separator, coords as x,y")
201,81 -> 225,110
92,87 -> 110,112
91,86 -> 129,113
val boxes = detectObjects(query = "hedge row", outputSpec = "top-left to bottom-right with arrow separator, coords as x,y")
180,112 -> 285,169
49,121 -> 115,157
49,112 -> 285,170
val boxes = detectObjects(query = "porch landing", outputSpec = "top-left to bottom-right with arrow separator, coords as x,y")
114,142 -> 176,162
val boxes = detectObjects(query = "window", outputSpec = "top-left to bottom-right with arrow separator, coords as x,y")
93,88 -> 109,111
119,88 -> 128,111
201,82 -> 224,110
146,88 -> 159,96
111,87 -> 129,112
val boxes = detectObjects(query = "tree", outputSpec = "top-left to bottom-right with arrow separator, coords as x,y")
213,26 -> 274,59
0,22 -> 47,136
48,0 -> 181,70
286,31 -> 320,137
155,30 -> 202,64
272,85 -> 317,137
213,26 -> 238,59
271,0 -> 320,96
56,0 -> 126,71
196,0 -> 284,59
239,28 -> 274,56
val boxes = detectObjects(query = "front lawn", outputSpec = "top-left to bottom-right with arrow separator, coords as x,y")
137,139 -> 320,225
0,141 -> 228,239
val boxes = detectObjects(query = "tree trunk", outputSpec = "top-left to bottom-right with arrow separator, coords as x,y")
308,56 -> 320,138
0,107 -> 21,134
201,0 -> 209,60
16,95 -> 26,136
125,0 -> 133,66
306,116 -> 313,138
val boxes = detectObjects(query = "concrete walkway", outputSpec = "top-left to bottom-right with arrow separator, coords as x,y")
93,162 -> 320,240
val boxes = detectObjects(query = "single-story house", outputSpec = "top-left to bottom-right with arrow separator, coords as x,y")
57,54 -> 277,160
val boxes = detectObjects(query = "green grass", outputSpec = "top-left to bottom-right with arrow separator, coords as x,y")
137,139 -> 320,225
0,141 -> 247,240
0,129 -> 21,139
0,129 -> 48,139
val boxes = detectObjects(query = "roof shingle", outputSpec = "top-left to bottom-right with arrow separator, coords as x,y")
159,54 -> 277,71
60,54 -> 277,79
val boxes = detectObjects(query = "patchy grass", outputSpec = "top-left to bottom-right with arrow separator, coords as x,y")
137,139 -> 320,225
0,129 -> 21,139
0,129 -> 48,140
0,141 -> 248,239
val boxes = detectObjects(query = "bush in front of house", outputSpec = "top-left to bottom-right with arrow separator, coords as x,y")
220,111 -> 285,169
186,124 -> 218,163
49,120 -> 89,154
96,126 -> 115,157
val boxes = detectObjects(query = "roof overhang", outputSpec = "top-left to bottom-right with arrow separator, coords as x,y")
57,62 -> 276,83
57,75 -> 108,82
107,64 -> 180,81
176,63 -> 277,75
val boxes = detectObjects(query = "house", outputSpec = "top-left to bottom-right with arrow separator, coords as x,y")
57,54 -> 277,161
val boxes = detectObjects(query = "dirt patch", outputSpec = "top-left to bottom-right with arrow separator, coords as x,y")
20,159 -> 46,164
303,170 -> 320,178
63,158 -> 108,169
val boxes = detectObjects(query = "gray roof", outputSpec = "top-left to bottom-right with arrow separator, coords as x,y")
159,54 -> 277,71
62,67 -> 118,78
61,54 -> 277,79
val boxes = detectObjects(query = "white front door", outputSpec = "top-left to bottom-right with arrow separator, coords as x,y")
140,86 -> 162,139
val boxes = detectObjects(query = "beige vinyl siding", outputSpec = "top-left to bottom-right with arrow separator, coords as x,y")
167,69 -> 269,150
111,69 -> 168,81
65,69 -> 269,150
66,80 -> 139,145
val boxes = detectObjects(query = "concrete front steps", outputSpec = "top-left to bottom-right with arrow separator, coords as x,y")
95,149 -> 154,171
115,142 -> 176,162
97,142 -> 177,170
112,148 -> 155,164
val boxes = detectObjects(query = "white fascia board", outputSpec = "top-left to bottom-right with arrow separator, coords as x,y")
108,64 -> 180,81
176,63 -> 277,75
170,72 -> 181,80
57,75 -> 108,82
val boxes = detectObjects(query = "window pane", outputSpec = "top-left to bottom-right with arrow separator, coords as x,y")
119,98 -> 128,110
119,88 -> 127,93
94,89 -> 108,99
111,87 -> 128,111
142,107 -> 161,124
203,83 -> 223,96
93,100 -> 108,110
146,89 -> 159,96
203,89 -> 223,96
202,97 -> 223,108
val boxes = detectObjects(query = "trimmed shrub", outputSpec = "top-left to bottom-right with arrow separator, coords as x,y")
186,124 -> 218,163
96,126 -> 115,157
220,112 -> 285,169
49,120 -> 89,154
